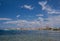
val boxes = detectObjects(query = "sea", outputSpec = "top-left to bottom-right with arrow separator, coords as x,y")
0,30 -> 60,41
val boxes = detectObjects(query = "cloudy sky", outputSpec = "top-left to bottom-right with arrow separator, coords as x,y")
0,0 -> 60,29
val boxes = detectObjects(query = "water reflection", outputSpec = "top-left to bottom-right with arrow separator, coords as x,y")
0,30 -> 60,41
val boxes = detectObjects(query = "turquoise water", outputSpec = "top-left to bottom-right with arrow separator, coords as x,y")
0,30 -> 60,41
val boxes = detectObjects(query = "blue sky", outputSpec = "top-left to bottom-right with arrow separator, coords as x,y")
0,0 -> 60,29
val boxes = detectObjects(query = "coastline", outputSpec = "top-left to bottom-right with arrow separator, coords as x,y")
0,27 -> 60,31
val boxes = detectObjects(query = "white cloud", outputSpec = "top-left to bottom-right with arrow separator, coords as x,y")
38,1 -> 47,10
36,14 -> 44,16
38,17 -> 44,22
45,15 -> 60,27
37,15 -> 60,27
48,10 -> 60,14
16,15 -> 20,18
0,18 -> 12,20
2,15 -> 60,28
3,19 -> 41,28
39,1 -> 60,14
3,17 -> 45,28
21,5 -> 34,10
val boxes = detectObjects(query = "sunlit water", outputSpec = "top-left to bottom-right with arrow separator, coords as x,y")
0,30 -> 60,41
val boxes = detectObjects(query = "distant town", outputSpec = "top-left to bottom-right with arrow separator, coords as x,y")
2,26 -> 60,31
